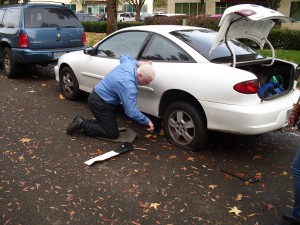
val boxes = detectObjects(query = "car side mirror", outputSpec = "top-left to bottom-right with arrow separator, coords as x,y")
84,47 -> 96,56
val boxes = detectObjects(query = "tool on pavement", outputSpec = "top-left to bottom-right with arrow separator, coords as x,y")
84,142 -> 146,166
220,168 -> 259,183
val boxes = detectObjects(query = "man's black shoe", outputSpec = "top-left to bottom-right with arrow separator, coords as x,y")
66,115 -> 84,135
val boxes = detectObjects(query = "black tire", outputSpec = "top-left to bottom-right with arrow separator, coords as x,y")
2,47 -> 21,78
59,66 -> 80,100
163,101 -> 208,151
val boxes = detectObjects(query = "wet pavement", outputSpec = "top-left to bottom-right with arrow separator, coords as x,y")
0,66 -> 300,225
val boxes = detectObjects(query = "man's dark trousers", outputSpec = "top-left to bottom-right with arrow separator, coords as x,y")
81,90 -> 119,139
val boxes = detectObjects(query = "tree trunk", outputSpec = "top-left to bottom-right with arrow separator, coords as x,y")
106,0 -> 117,35
135,8 -> 141,21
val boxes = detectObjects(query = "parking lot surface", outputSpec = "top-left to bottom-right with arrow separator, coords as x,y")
1,68 -> 300,225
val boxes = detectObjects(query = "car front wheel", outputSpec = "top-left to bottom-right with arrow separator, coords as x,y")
59,66 -> 80,100
163,101 -> 208,151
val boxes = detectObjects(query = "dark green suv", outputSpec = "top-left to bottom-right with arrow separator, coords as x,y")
0,3 -> 86,78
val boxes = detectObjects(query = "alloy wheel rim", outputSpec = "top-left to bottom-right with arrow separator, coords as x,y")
62,73 -> 74,95
168,110 -> 195,145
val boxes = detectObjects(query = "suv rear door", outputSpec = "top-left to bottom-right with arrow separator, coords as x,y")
24,6 -> 84,49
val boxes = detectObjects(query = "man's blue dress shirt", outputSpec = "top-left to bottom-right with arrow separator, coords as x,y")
94,55 -> 150,125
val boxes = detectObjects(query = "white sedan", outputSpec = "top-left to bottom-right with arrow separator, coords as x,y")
55,4 -> 300,150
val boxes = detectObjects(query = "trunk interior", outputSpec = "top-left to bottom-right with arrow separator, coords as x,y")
237,60 -> 297,100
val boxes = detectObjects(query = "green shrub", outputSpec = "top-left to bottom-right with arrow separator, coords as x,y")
268,29 -> 300,51
81,21 -> 144,33
81,18 -> 300,52
117,21 -> 144,29
186,16 -> 220,31
81,21 -> 106,33
144,15 -> 188,25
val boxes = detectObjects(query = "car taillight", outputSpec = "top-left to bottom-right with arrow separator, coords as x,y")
82,32 -> 86,45
234,79 -> 259,94
18,34 -> 29,48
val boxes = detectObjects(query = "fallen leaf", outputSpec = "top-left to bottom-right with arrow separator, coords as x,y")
253,155 -> 261,159
59,93 -> 65,100
149,203 -> 160,210
266,204 -> 274,210
187,157 -> 195,161
20,137 -> 31,143
69,210 -> 76,217
208,184 -> 217,190
138,201 -> 149,208
281,171 -> 288,176
145,134 -> 152,138
235,194 -> 243,201
255,172 -> 262,179
229,206 -> 242,216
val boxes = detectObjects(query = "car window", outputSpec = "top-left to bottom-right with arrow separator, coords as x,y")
76,14 -> 83,20
96,31 -> 149,58
24,7 -> 81,28
0,9 -> 5,27
3,8 -> 20,28
170,29 -> 264,62
140,34 -> 193,62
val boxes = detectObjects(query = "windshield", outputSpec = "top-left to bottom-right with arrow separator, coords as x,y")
170,29 -> 264,63
24,7 -> 82,28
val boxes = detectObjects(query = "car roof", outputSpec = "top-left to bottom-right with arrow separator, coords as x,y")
119,25 -> 210,35
0,3 -> 68,9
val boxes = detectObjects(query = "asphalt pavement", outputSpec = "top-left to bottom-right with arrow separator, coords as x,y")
1,66 -> 300,225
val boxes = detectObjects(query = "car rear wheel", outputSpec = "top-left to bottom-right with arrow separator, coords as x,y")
2,47 -> 21,78
163,101 -> 208,151
60,66 -> 80,100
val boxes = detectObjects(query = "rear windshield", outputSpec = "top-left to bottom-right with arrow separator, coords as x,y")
170,29 -> 264,62
24,7 -> 82,28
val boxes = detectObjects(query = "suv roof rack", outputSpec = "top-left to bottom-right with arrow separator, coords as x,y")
21,1 -> 65,5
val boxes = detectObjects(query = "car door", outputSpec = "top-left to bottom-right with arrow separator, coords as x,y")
137,33 -> 195,116
77,30 -> 151,91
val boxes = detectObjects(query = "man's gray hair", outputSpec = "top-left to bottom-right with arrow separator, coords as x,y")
137,64 -> 156,80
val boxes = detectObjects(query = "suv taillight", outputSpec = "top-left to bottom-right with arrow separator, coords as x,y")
82,32 -> 86,45
18,34 -> 29,48
234,79 -> 259,94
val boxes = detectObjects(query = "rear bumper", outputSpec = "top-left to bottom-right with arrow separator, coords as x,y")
12,47 -> 85,64
203,89 -> 300,135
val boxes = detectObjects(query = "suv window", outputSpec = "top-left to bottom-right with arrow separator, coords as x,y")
3,8 -> 20,28
24,7 -> 81,28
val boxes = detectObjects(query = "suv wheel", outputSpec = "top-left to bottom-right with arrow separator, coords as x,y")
60,66 -> 80,100
2,47 -> 20,78
163,101 -> 208,151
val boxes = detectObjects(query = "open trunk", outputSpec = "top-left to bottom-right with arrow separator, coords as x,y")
237,59 -> 299,100
210,4 -> 298,101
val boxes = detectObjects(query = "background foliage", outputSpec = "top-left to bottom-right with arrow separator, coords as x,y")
82,16 -> 300,51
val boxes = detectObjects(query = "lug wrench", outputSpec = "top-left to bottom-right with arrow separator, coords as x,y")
220,168 -> 259,183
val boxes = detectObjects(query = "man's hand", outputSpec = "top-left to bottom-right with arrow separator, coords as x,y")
147,120 -> 154,131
